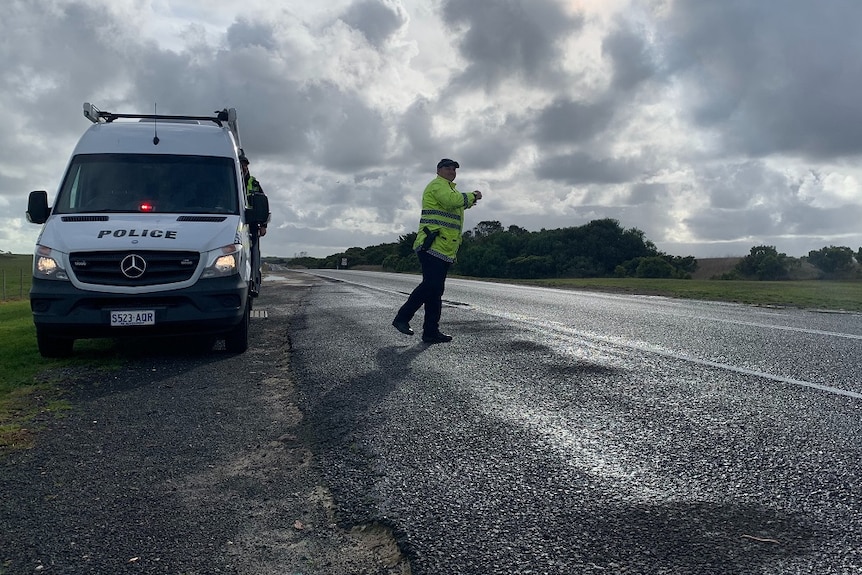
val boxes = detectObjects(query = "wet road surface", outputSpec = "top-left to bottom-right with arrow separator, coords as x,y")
292,269 -> 862,574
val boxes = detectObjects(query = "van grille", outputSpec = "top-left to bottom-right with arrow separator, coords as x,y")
62,216 -> 110,222
177,216 -> 227,222
69,251 -> 200,286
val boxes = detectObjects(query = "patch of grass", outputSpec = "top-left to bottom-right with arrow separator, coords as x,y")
0,387 -> 73,452
0,253 -> 32,302
0,300 -> 119,454
506,277 -> 862,312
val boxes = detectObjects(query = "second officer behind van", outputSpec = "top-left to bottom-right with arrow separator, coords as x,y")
240,154 -> 269,296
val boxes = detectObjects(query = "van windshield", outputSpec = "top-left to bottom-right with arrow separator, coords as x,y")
54,153 -> 240,215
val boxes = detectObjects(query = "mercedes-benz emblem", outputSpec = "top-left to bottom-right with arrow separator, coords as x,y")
120,254 -> 147,279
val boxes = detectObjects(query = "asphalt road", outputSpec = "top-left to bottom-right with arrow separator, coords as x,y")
292,269 -> 862,574
4,269 -> 862,574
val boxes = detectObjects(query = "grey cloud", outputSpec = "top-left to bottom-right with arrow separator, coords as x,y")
602,22 -> 658,92
439,111 -> 527,171
340,0 -> 408,47
534,98 -> 616,144
395,98 -> 441,167
0,3 -> 129,138
0,2 -> 154,195
783,203 -> 862,236
275,170 -> 409,232
626,183 -> 670,206
663,0 -> 862,159
697,161 -> 786,210
126,49 -> 214,112
684,206 -> 781,242
684,199 -> 862,244
456,134 -> 519,172
1,172 -> 30,214
226,18 -> 279,51
354,170 -> 388,184
302,83 -> 389,172
686,158 -> 862,243
398,97 -> 525,173
120,45 -> 314,159
362,176 -> 411,220
442,0 -> 582,90
535,152 -> 643,185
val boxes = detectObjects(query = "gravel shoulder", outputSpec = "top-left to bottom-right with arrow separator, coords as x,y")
0,274 -> 409,575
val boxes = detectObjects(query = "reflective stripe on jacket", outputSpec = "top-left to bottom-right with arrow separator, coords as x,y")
412,176 -> 478,262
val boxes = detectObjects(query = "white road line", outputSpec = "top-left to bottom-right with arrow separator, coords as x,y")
494,311 -> 862,401
301,271 -> 862,399
640,307 -> 862,341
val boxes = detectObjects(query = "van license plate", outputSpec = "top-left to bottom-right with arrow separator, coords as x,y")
110,310 -> 156,326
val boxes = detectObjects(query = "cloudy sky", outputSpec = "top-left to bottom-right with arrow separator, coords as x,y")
3,0 -> 862,259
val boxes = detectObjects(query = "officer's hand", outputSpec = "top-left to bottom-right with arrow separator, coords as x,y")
474,190 -> 483,201
259,226 -> 268,237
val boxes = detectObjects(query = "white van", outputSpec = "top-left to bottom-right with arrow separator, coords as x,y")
26,103 -> 270,357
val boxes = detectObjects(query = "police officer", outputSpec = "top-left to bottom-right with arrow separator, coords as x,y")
240,154 -> 269,296
392,158 -> 482,343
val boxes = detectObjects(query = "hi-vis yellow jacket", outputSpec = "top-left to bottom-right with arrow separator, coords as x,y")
245,174 -> 263,206
412,176 -> 479,263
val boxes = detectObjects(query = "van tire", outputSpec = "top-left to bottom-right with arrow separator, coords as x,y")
37,332 -> 74,358
224,301 -> 250,354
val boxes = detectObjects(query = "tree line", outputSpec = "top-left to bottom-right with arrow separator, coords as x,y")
725,245 -> 862,280
266,219 -> 862,281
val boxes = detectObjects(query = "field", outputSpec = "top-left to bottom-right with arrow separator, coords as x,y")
512,277 -> 862,312
690,257 -> 741,279
0,253 -> 32,301
482,257 -> 862,312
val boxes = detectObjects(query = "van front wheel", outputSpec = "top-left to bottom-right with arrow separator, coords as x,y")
37,331 -> 74,358
224,302 -> 250,354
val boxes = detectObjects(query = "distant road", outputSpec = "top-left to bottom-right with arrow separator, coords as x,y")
299,269 -> 862,395
289,269 -> 862,574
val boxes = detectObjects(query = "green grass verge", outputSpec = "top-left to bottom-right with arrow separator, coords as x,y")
0,300 -> 118,454
502,277 -> 862,312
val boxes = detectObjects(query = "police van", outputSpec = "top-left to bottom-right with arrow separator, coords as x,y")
25,103 -> 270,357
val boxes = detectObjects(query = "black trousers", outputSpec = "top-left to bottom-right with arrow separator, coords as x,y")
395,251 -> 450,335
250,230 -> 262,295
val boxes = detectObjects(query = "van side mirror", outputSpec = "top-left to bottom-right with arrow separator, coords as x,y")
246,193 -> 270,226
27,191 -> 50,224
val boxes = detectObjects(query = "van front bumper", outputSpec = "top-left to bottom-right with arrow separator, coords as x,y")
30,276 -> 248,339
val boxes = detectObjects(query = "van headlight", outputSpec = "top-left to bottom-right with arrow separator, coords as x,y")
201,244 -> 240,278
34,245 -> 70,281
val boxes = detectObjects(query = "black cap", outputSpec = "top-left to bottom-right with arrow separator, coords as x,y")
437,158 -> 459,169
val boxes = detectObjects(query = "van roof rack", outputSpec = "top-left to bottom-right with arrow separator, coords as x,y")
83,103 -> 241,147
